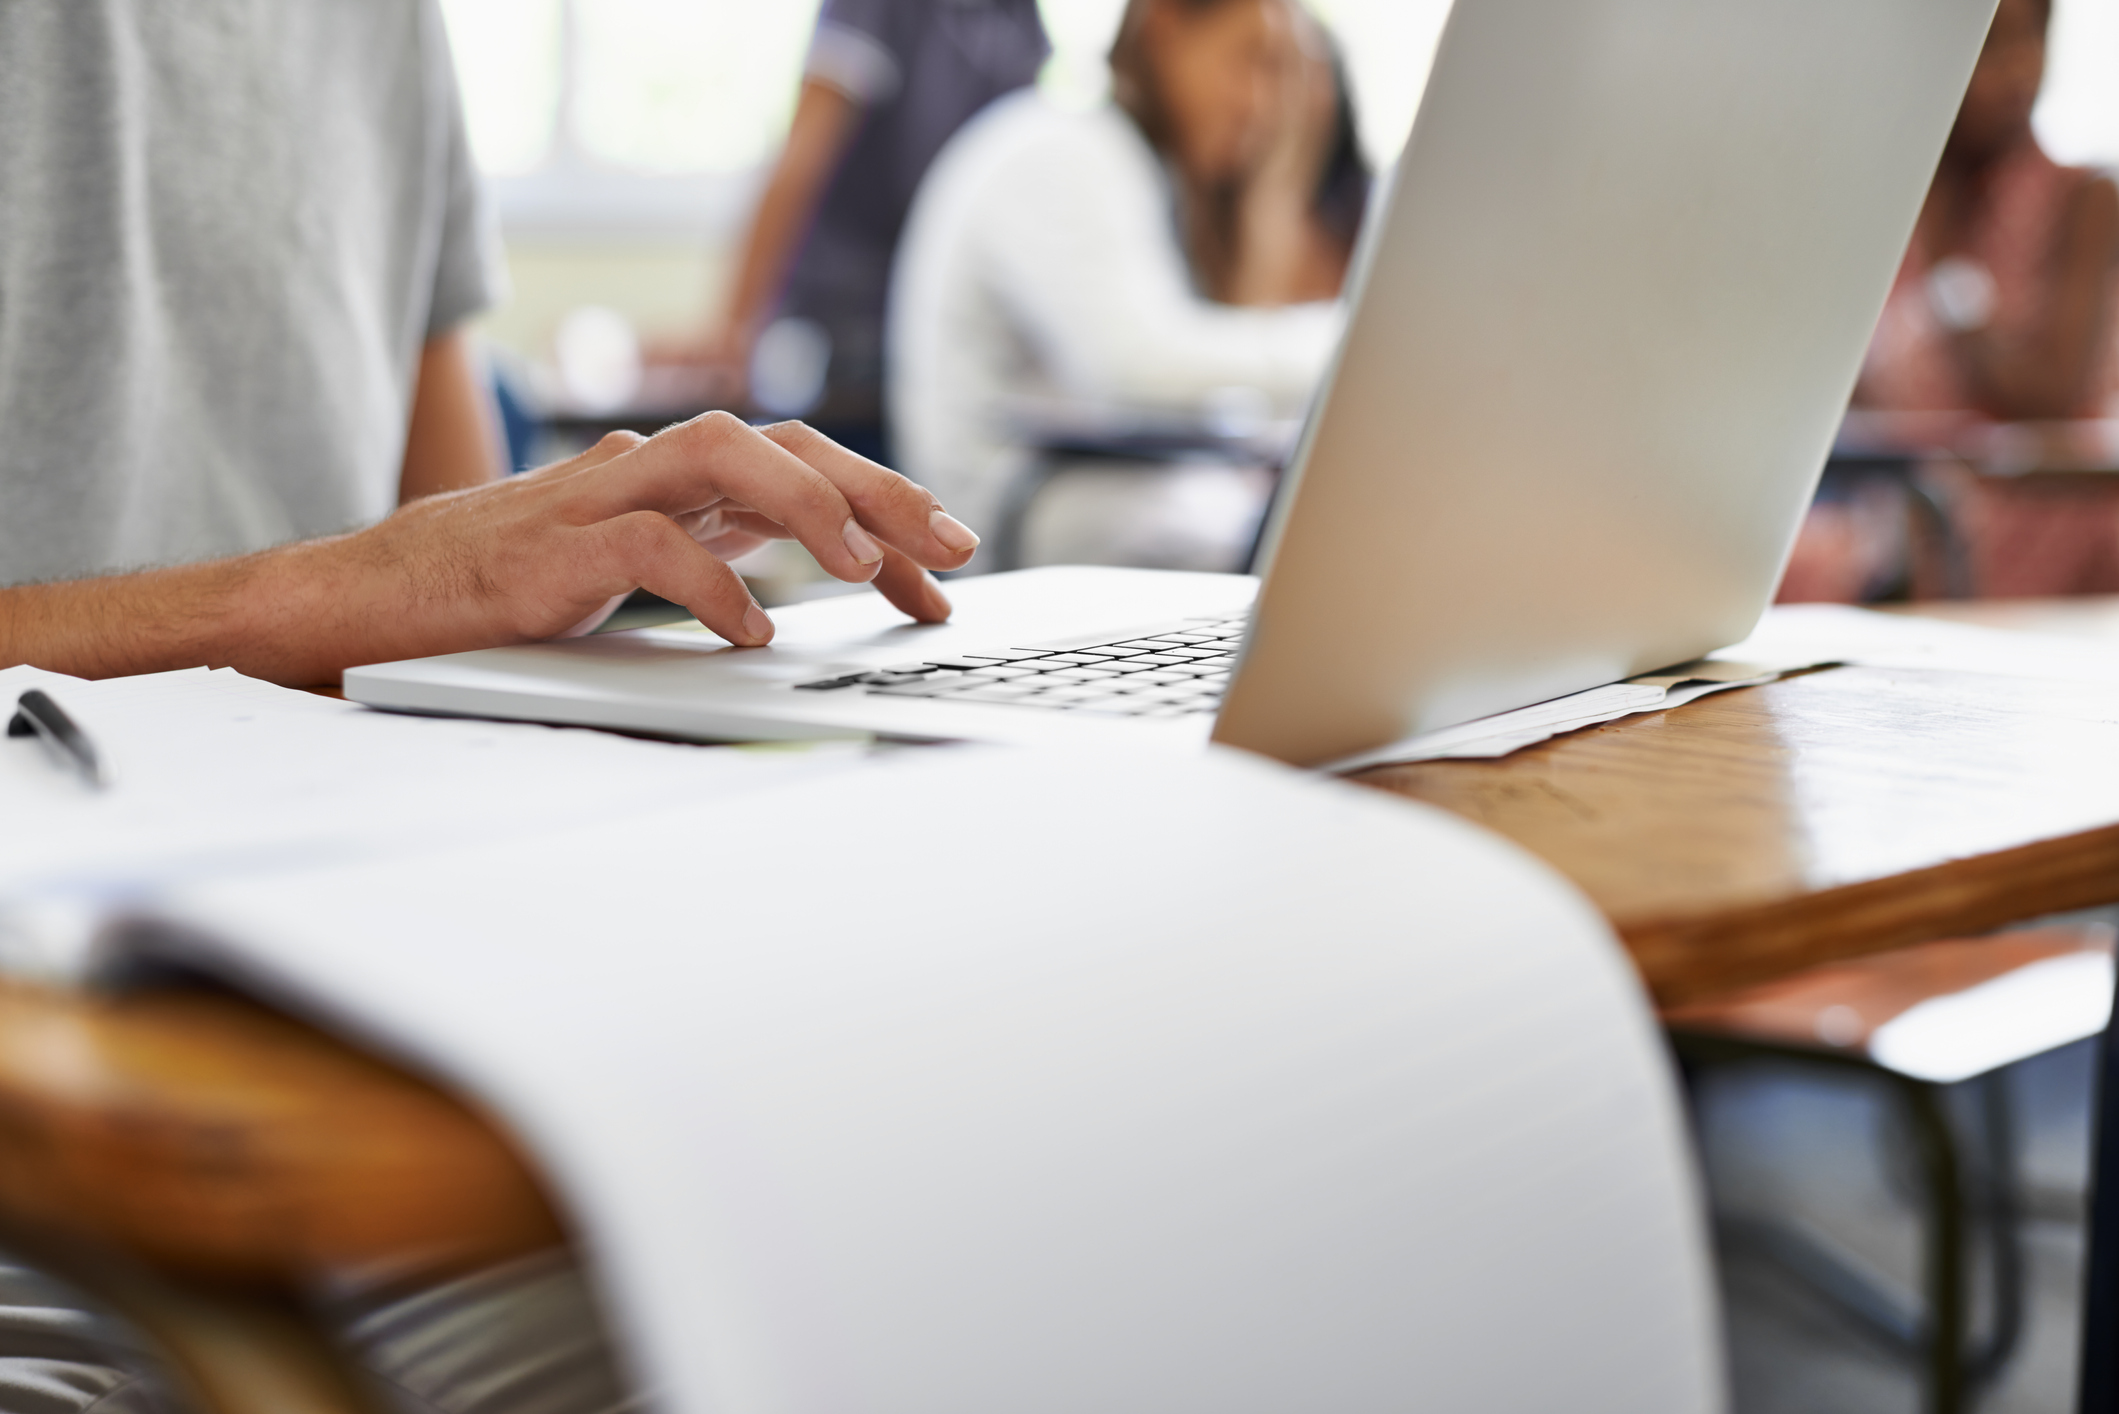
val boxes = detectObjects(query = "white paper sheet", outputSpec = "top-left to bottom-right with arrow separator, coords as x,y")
1328,655 -> 1822,772
0,665 -> 864,980
110,747 -> 1725,1414
1327,601 -> 2119,773
1732,603 -> 2119,683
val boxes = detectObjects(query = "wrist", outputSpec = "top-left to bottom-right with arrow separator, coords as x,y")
229,532 -> 376,686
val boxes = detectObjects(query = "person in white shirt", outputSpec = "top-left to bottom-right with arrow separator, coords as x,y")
888,0 -> 1367,569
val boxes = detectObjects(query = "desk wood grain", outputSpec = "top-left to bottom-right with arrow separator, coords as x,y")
1355,663 -> 2119,1005
0,984 -> 562,1284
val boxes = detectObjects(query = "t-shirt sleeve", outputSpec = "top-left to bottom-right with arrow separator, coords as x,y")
804,0 -> 906,106
425,6 -> 506,338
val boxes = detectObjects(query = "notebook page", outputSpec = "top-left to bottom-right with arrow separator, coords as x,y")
0,665 -> 864,979
119,746 -> 1725,1414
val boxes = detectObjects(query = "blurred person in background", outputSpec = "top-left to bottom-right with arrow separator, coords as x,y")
1778,0 -> 2119,602
888,0 -> 1367,571
661,0 -> 1050,463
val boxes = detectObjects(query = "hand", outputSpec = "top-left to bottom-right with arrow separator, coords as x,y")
0,413 -> 979,686
1224,11 -> 1344,307
333,413 -> 976,657
643,325 -> 751,407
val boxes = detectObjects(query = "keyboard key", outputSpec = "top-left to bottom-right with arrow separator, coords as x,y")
1121,654 -> 1188,667
869,679 -> 972,698
964,665 -> 1040,680
794,672 -> 866,691
943,682 -> 1033,698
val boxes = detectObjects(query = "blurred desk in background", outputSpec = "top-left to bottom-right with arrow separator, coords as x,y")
1838,412 -> 2119,480
1822,415 -> 2119,602
994,402 -> 1298,574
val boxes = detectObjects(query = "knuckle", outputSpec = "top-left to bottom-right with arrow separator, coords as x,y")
688,409 -> 749,450
760,419 -> 820,450
847,467 -> 930,519
595,429 -> 647,456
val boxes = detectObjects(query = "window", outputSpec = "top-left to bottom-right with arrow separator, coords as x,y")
438,0 -> 1455,235
2039,0 -> 2119,166
439,0 -> 824,234
438,0 -> 2119,237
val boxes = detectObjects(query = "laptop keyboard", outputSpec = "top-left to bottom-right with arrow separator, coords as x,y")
793,616 -> 1248,719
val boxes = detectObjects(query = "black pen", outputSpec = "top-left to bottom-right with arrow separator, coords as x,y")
8,689 -> 107,789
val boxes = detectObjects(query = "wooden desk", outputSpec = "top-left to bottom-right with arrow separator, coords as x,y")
1354,658 -> 2119,1006
1353,598 -> 2119,1414
16,598 -> 2119,1414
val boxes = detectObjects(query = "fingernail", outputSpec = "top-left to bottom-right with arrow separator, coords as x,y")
842,517 -> 885,565
742,604 -> 773,643
929,510 -> 980,552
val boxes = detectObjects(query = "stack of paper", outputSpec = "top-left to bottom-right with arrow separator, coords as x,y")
111,746 -> 1725,1414
1330,655 -> 1821,771
0,665 -> 863,980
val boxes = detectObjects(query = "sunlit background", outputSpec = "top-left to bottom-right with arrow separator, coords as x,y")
438,0 -> 2119,365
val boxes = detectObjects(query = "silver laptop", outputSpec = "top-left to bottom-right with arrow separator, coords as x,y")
350,0 -> 1995,768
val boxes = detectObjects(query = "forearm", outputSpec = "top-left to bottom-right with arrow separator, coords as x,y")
1956,335 -> 2096,419
0,537 -> 365,687
722,180 -> 812,342
717,82 -> 857,341
1954,178 -> 2119,420
399,330 -> 506,505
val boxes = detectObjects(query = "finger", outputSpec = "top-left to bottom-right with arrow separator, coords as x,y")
590,510 -> 774,647
581,412 -> 882,583
869,545 -> 953,623
757,421 -> 981,571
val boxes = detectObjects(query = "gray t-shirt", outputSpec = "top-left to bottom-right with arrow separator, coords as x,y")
0,0 -> 502,584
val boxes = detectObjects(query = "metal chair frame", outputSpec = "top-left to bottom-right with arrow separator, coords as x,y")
1673,1032 -> 2030,1414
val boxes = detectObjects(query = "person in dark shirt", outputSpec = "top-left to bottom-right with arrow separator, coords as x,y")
668,0 -> 1051,465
